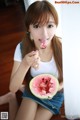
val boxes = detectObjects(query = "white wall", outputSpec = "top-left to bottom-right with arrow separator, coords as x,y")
23,0 -> 37,10
61,4 -> 80,119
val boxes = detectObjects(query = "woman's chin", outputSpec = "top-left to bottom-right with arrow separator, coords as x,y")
40,44 -> 47,49
40,46 -> 47,49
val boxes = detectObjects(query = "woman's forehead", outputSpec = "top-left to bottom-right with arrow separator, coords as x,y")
48,16 -> 55,23
32,14 -> 55,25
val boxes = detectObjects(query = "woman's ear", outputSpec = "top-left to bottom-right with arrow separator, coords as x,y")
30,33 -> 34,41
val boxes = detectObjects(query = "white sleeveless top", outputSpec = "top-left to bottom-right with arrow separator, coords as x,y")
14,43 -> 59,78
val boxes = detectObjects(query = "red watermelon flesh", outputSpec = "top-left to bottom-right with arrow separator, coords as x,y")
29,74 -> 59,99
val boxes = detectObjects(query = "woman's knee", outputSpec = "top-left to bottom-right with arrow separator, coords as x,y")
15,98 -> 38,120
8,92 -> 17,103
35,105 -> 53,120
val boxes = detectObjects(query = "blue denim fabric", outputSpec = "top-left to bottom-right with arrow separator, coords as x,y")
22,89 -> 64,114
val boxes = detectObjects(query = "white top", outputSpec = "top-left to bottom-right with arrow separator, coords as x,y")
14,43 -> 59,78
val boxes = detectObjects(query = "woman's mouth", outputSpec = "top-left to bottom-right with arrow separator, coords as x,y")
39,39 -> 47,49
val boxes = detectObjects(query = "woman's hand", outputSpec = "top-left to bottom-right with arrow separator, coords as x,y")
24,50 -> 40,69
58,82 -> 63,91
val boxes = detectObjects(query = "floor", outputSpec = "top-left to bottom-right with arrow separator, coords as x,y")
0,1 -> 66,119
0,0 -> 25,94
0,0 -> 25,112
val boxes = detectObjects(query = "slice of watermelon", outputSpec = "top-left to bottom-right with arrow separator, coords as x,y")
29,74 -> 59,99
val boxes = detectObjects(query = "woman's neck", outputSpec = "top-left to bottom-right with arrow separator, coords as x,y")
39,46 -> 53,62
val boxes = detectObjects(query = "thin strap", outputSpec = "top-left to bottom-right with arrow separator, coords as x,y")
20,42 -> 22,58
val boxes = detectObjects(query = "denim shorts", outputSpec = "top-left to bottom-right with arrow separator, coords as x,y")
22,89 -> 64,114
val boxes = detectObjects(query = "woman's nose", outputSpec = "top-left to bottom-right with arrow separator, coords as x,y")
41,27 -> 48,39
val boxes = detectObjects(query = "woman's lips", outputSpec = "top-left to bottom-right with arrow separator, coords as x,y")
39,39 -> 47,49
40,42 -> 47,49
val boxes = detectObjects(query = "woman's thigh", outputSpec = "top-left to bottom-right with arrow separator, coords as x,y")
35,105 -> 53,120
15,98 -> 38,120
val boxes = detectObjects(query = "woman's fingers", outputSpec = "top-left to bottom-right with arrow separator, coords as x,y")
32,62 -> 39,70
25,50 -> 40,68
31,57 -> 40,70
28,51 -> 37,57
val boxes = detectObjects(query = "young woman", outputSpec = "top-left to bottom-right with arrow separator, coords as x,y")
0,1 -> 63,120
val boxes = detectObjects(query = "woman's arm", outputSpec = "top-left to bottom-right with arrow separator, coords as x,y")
9,51 -> 40,93
9,59 -> 30,93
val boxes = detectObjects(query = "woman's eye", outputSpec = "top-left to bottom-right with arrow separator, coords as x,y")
48,24 -> 54,28
33,24 -> 39,28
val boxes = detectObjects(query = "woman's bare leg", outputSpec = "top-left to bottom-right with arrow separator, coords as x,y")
0,92 -> 18,120
8,93 -> 18,120
0,84 -> 25,120
35,105 -> 53,120
15,98 -> 38,120
0,84 -> 25,105
0,92 -> 12,105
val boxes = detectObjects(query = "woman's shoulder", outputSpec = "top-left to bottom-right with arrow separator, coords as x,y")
16,42 -> 22,49
14,42 -> 22,62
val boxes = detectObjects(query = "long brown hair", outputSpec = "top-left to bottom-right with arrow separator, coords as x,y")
21,1 -> 63,83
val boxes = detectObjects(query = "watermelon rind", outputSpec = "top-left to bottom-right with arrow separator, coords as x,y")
29,74 -> 59,99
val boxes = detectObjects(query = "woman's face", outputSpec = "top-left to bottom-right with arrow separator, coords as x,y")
29,16 -> 56,49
